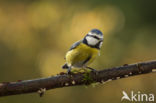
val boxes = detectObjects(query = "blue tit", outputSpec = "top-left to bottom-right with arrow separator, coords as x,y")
62,29 -> 103,74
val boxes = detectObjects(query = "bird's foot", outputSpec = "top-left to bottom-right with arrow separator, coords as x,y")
86,67 -> 98,74
67,70 -> 72,75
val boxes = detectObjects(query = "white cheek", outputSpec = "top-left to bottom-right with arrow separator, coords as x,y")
86,36 -> 99,46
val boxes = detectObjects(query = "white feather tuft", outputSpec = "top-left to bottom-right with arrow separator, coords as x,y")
88,32 -> 103,39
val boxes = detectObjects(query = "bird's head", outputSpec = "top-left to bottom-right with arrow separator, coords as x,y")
83,29 -> 103,49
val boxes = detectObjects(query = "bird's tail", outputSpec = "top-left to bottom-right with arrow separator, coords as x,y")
62,63 -> 69,69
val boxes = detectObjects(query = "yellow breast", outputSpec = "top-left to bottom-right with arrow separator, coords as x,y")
65,43 -> 99,68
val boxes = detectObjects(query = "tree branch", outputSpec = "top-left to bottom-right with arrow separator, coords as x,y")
0,60 -> 156,97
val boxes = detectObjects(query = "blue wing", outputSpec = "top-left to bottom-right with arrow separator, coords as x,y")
69,40 -> 82,51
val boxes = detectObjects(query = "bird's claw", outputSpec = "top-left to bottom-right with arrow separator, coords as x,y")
86,67 -> 98,74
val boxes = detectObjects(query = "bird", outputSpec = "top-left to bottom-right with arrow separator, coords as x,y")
62,29 -> 103,74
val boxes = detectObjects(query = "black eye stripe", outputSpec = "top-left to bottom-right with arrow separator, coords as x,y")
83,36 -> 103,49
87,34 -> 100,40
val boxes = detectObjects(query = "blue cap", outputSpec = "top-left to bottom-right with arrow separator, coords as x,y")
90,29 -> 103,36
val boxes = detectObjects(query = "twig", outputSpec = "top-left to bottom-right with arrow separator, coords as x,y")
0,60 -> 156,97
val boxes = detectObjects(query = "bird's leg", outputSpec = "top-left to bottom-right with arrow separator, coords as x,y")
82,67 -> 88,73
67,67 -> 72,74
85,66 -> 97,72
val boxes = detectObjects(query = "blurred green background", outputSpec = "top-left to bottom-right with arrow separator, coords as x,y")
0,0 -> 156,103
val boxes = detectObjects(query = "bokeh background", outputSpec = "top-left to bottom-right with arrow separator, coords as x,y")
0,0 -> 156,103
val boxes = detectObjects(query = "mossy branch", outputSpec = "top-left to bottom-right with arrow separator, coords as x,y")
0,60 -> 156,97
